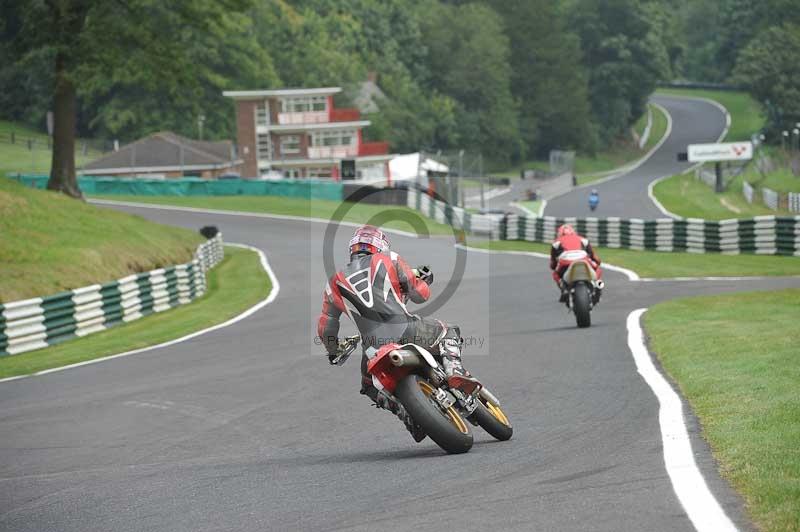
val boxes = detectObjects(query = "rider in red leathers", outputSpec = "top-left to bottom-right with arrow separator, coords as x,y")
316,225 -> 478,440
550,224 -> 602,302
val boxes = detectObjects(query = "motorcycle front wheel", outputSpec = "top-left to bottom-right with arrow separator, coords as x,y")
573,283 -> 592,328
469,397 -> 513,441
395,374 -> 473,454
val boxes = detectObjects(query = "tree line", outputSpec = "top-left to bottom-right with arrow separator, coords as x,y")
0,0 -> 797,196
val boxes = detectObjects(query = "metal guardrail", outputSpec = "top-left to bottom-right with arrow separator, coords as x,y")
0,234 -> 224,356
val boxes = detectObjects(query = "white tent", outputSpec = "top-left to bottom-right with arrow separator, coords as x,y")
388,153 -> 449,186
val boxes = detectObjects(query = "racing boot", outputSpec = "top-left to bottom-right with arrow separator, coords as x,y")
442,355 -> 481,395
558,280 -> 569,303
438,328 -> 481,395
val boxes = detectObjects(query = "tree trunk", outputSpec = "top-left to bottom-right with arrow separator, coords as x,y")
47,51 -> 83,199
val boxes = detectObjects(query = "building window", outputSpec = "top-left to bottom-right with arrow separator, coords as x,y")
256,100 -> 270,126
283,169 -> 302,178
311,130 -> 356,147
281,96 -> 327,113
280,135 -> 301,155
308,168 -> 332,179
257,134 -> 271,160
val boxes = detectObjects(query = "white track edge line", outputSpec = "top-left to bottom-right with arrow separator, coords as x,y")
87,198 -> 421,239
0,243 -> 280,384
544,101 -> 673,209
626,309 -> 738,532
455,244 -> 641,282
648,93 -> 731,219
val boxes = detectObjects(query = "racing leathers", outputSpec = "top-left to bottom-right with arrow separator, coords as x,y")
316,250 -> 473,437
550,233 -> 602,288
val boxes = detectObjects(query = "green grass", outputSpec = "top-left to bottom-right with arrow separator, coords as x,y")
655,88 -> 765,142
471,240 -> 800,278
745,167 -> 800,193
0,120 -> 101,178
653,171 -> 791,220
644,290 -> 800,531
515,200 -> 542,216
0,246 -> 270,379
0,177 -> 203,302
90,194 -> 456,236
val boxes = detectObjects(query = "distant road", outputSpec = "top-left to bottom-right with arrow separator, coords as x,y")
543,95 -> 728,219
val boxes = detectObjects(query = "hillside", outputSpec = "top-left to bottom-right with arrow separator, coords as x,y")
0,177 -> 203,302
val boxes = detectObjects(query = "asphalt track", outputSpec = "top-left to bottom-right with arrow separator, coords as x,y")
544,94 -> 728,219
1,96 -> 796,532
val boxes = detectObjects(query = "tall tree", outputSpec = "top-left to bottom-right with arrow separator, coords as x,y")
733,24 -> 800,135
491,0 -> 594,157
569,0 -> 667,145
419,2 -> 518,161
6,0 -> 255,198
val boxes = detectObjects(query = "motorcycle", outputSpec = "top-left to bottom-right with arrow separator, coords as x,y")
557,249 -> 603,328
332,332 -> 513,455
588,191 -> 599,212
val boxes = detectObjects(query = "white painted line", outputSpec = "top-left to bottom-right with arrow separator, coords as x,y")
648,94 -> 732,219
648,174 -> 680,219
455,244 -> 640,281
626,309 -> 738,532
638,104 -> 654,149
88,198 -> 422,239
0,243 -> 280,384
638,275 -> 800,282
544,102 -> 674,212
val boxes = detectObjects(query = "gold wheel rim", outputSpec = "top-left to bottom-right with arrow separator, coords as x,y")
484,400 -> 511,427
418,380 -> 469,434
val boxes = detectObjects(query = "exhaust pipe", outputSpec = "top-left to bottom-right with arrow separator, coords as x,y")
389,350 -> 422,367
596,280 -> 605,290
479,387 -> 501,407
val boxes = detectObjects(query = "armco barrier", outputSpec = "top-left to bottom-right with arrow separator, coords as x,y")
407,187 -> 800,256
10,175 -> 343,201
0,234 -> 224,356
407,185 -> 496,235
499,214 -> 800,256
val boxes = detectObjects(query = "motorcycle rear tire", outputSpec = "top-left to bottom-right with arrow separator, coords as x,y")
469,398 -> 513,441
395,374 -> 473,454
573,283 -> 592,328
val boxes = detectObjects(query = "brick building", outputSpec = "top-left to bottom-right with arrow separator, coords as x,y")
223,87 -> 392,180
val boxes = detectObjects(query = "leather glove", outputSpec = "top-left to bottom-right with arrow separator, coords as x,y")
414,265 -> 434,285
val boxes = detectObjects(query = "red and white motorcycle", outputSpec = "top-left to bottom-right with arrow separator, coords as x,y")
556,249 -> 603,328
333,334 -> 513,454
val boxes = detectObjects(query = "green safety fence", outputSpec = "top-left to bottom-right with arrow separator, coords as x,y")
9,174 -> 343,201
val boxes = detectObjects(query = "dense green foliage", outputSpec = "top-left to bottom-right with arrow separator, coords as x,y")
677,0 -> 800,134
0,0 -> 685,167
2,0 -> 797,166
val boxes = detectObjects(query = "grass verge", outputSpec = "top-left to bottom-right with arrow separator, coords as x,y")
644,290 -> 800,531
514,200 -> 542,216
655,88 -> 765,142
0,120 -> 100,178
745,166 -> 800,194
0,246 -> 269,379
0,177 -> 203,302
90,194 -> 456,236
470,240 -> 800,278
652,172 -> 785,220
